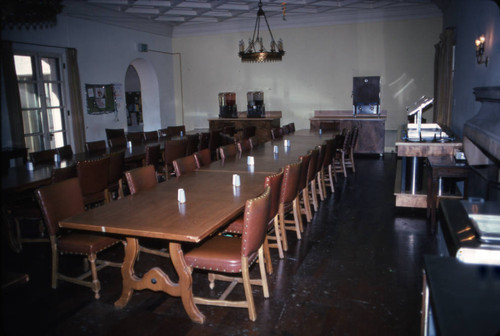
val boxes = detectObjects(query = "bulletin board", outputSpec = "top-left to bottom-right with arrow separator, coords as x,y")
86,84 -> 116,115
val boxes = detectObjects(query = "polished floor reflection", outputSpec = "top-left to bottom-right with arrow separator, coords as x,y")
1,154 -> 438,335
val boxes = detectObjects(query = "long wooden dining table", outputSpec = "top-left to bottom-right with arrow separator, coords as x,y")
58,131 -> 332,324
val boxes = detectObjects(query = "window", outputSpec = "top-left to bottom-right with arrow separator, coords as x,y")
14,53 -> 67,153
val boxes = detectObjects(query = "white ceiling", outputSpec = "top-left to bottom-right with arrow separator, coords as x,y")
62,0 -> 443,37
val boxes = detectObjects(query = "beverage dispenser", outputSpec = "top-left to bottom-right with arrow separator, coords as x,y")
247,91 -> 265,118
218,92 -> 237,118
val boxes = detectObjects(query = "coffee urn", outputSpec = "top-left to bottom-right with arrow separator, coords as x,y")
247,91 -> 265,118
218,92 -> 237,118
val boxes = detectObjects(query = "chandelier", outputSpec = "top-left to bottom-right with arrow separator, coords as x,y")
239,0 -> 285,63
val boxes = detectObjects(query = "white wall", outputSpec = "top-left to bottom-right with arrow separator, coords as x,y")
2,15 -> 176,146
173,16 -> 442,149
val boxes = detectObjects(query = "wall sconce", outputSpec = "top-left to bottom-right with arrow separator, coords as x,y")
475,35 -> 489,67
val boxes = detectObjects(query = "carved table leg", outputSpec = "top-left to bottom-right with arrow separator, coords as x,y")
169,241 -> 205,324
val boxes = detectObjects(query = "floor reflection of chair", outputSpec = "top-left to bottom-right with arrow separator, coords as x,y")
35,178 -> 122,299
184,187 -> 271,322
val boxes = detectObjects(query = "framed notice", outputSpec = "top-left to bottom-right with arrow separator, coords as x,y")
86,84 -> 116,115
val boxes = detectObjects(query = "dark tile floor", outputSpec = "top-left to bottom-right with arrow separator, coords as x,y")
1,154 -> 438,335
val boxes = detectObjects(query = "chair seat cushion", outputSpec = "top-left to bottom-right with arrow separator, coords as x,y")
223,217 -> 244,234
57,233 -> 120,255
185,236 -> 258,273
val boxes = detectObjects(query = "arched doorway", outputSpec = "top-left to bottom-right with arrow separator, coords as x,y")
125,65 -> 143,132
125,59 -> 161,132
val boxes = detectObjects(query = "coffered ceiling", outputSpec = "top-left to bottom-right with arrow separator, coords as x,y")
61,0 -> 442,37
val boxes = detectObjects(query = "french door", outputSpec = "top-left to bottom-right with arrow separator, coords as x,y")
13,53 -> 67,153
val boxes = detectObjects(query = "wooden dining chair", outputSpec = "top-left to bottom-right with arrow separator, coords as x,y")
344,127 -> 358,173
143,130 -> 159,143
277,161 -> 303,251
164,139 -> 188,179
105,128 -> 125,146
333,133 -> 348,179
108,136 -> 127,149
167,125 -> 185,137
126,132 -> 143,145
242,126 -> 256,139
306,148 -> 320,212
219,143 -> 240,160
320,138 -> 336,193
158,128 -> 169,139
56,144 -> 73,160
124,165 -> 170,258
271,127 -> 283,140
194,148 -> 211,168
288,123 -> 296,132
224,170 -> 284,274
315,144 -> 326,201
85,140 -> 107,154
237,138 -> 253,153
125,165 -> 158,195
298,152 -> 313,223
144,143 -> 163,179
51,164 -> 77,183
198,132 -> 210,151
77,156 -> 110,207
172,155 -> 198,177
208,129 -> 222,161
29,148 -> 57,165
35,177 -> 122,299
185,134 -> 199,155
106,150 -> 125,202
184,187 -> 271,322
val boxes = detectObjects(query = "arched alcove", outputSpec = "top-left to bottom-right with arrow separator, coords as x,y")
126,58 -> 161,131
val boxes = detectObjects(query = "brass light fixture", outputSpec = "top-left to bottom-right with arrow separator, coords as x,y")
239,0 -> 284,63
475,35 -> 489,67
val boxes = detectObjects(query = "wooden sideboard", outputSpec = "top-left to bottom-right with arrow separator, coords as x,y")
209,111 -> 281,143
310,110 -> 386,155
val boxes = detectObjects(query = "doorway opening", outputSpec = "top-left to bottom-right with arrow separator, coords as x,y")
125,65 -> 143,132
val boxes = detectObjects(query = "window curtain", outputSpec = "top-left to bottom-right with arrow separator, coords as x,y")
1,41 -> 25,148
66,48 -> 86,153
433,28 -> 455,127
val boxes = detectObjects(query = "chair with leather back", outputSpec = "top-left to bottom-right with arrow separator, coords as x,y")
51,164 -> 77,183
237,138 -> 253,153
143,130 -> 159,143
126,132 -> 143,145
158,128 -> 169,139
198,132 -> 210,151
288,122 -> 296,132
333,131 -> 351,178
306,148 -> 320,213
172,155 -> 198,177
105,128 -> 125,147
271,128 -> 283,140
344,127 -> 358,173
184,187 -> 271,322
29,149 -> 57,165
85,140 -> 107,154
167,125 -> 186,137
106,150 -> 125,202
224,170 -> 284,274
108,136 -> 127,149
125,165 -> 158,195
56,145 -> 73,160
297,152 -> 313,223
185,134 -> 199,155
35,177 -> 121,299
315,144 -> 326,201
208,129 -> 221,161
242,126 -> 256,139
144,143 -> 163,178
277,161 -> 303,251
219,143 -> 240,160
77,156 -> 110,207
124,165 -> 169,258
163,139 -> 188,179
320,138 -> 336,193
194,148 -> 211,168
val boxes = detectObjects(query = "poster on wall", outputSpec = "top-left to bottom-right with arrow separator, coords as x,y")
85,84 -> 116,115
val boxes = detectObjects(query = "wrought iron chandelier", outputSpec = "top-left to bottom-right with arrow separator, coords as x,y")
239,0 -> 284,63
